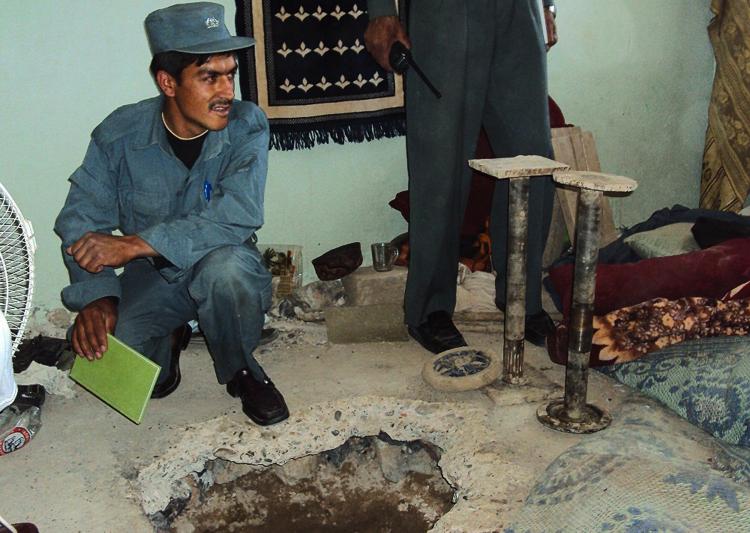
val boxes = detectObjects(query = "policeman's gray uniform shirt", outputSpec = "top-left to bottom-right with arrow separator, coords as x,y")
55,97 -> 273,384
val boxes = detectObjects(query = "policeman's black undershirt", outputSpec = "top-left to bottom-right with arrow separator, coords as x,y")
161,113 -> 208,170
164,126 -> 207,170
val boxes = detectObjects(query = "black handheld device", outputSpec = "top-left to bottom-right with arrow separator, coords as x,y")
388,41 -> 442,99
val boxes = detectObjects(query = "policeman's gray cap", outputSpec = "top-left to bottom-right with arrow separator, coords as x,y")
145,2 -> 254,55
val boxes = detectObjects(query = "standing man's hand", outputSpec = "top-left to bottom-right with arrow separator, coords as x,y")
72,297 -> 118,360
66,233 -> 156,273
544,8 -> 558,49
364,16 -> 411,71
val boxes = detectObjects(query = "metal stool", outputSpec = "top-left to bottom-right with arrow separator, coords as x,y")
468,156 -> 569,384
537,170 -> 638,433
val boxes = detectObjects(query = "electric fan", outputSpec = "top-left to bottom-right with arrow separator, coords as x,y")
0,184 -> 35,354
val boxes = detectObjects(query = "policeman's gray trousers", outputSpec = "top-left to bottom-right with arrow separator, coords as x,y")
404,0 -> 554,327
114,244 -> 272,386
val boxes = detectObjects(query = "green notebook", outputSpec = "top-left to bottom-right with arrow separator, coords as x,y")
70,334 -> 160,424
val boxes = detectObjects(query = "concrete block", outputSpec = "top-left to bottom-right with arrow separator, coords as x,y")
342,266 -> 407,307
325,303 -> 408,344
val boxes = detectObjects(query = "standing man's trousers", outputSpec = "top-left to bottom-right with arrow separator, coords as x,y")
114,244 -> 272,386
404,0 -> 554,327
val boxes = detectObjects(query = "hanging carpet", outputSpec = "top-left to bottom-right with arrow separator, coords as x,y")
235,0 -> 406,150
700,0 -> 750,211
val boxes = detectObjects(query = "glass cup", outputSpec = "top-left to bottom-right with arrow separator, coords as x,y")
371,242 -> 399,272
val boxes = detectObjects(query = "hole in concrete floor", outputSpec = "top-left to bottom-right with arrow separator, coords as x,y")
156,433 -> 455,532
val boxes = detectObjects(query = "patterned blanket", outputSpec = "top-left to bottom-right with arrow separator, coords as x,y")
593,296 -> 750,363
508,401 -> 750,532
509,338 -> 750,531
235,0 -> 406,149
598,336 -> 750,447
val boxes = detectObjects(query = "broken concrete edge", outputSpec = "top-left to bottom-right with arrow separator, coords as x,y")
137,396 -> 523,532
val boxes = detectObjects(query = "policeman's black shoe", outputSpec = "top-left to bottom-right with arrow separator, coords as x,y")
525,310 -> 556,347
151,324 -> 192,399
227,368 -> 289,426
407,310 -> 468,354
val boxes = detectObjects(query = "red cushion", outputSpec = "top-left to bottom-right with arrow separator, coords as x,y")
548,237 -> 750,317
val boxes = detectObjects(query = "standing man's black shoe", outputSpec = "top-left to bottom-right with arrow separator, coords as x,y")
152,324 -> 192,399
227,368 -> 289,426
408,310 -> 468,354
524,310 -> 556,347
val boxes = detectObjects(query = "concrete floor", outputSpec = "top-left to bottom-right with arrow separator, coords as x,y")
1,315 -> 708,532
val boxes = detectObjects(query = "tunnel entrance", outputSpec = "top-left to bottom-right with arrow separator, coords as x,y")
157,433 -> 455,532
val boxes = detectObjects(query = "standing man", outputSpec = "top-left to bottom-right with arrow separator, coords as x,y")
365,0 -> 559,353
54,2 -> 289,426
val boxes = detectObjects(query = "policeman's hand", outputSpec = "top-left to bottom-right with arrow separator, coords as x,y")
364,16 -> 411,71
545,9 -> 558,49
66,233 -> 155,273
72,297 -> 118,360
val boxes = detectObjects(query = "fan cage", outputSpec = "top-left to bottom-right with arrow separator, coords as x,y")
0,183 -> 35,356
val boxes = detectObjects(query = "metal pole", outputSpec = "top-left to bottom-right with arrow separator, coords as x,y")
503,176 -> 529,384
537,188 -> 611,433
564,189 -> 601,418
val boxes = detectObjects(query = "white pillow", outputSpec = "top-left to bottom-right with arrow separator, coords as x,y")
624,222 -> 700,258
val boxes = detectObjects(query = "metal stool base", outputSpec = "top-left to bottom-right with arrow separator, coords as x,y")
536,399 -> 612,434
502,374 -> 529,386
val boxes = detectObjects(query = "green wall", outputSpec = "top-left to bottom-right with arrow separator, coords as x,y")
0,0 -> 714,316
549,1 -> 715,227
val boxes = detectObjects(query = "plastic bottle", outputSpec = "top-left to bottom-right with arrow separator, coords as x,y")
0,404 -> 41,455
